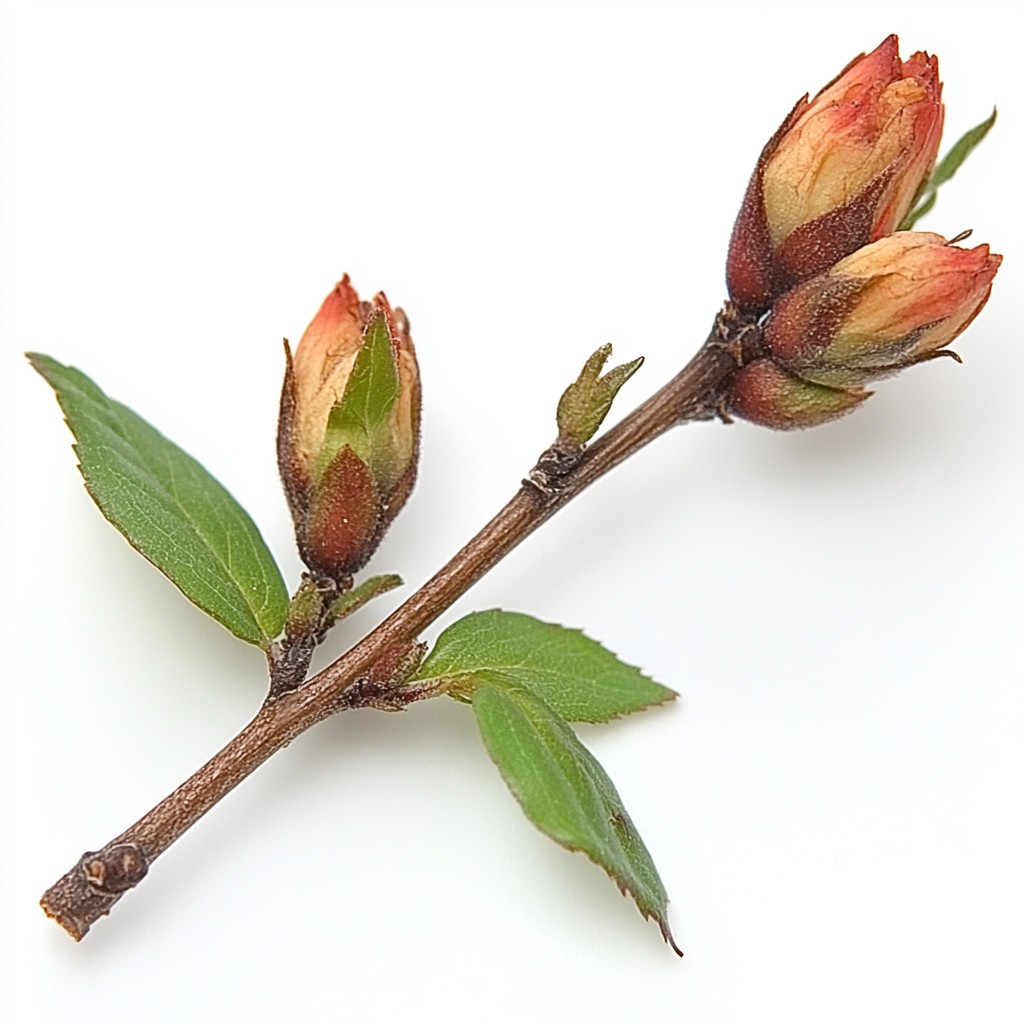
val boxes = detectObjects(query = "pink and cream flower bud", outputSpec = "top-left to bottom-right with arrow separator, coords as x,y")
278,276 -> 421,581
727,35 -> 944,314
763,232 -> 1001,387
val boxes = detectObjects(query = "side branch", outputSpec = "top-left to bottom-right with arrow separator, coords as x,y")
40,315 -> 752,939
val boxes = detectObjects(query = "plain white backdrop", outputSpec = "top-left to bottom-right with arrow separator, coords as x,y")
2,1 -> 1021,1021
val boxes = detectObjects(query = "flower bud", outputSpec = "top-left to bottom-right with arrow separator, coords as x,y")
725,358 -> 869,430
727,35 -> 944,314
763,232 -> 1001,387
278,276 -> 421,581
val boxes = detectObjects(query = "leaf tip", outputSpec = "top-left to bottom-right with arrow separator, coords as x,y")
26,351 -> 54,377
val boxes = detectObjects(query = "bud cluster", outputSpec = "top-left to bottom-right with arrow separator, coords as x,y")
723,35 -> 1000,430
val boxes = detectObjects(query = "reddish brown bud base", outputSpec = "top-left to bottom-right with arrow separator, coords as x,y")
304,445 -> 382,577
726,358 -> 869,430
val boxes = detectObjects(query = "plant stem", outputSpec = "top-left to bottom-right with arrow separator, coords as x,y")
40,311 -> 755,940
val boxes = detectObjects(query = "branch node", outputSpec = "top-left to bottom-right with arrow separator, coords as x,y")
83,843 -> 150,893
525,442 -> 583,499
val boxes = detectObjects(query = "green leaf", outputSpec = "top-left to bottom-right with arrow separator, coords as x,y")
900,109 -> 997,230
30,353 -> 289,648
321,310 -> 399,484
472,680 -> 679,953
413,609 -> 675,722
327,573 -> 403,624
901,188 -> 937,229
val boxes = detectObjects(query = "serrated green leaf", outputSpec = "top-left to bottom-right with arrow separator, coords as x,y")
472,680 -> 679,953
321,311 -> 399,483
900,109 -> 997,230
30,353 -> 289,648
413,609 -> 675,722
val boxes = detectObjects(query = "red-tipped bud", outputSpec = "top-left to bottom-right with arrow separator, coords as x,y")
726,358 -> 870,430
278,276 -> 421,581
727,35 -> 944,314
763,232 -> 1001,387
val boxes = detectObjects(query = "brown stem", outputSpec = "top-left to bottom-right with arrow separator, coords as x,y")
40,311 -> 755,939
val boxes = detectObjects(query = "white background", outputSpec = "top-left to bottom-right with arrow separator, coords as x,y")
2,1 -> 1021,1021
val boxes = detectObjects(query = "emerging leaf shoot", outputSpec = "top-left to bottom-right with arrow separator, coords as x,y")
556,344 -> 644,449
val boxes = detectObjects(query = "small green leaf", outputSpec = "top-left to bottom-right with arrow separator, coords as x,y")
900,109 -> 997,230
321,311 -> 400,485
413,609 -> 675,722
327,573 -> 403,624
30,354 -> 289,648
472,680 -> 679,953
